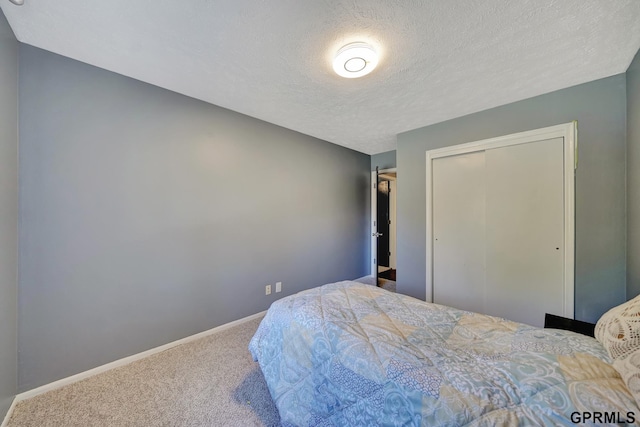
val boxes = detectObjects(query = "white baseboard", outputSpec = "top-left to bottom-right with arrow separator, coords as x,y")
14,311 -> 267,404
1,397 -> 17,427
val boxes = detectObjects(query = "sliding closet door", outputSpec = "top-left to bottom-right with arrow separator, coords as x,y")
432,152 -> 486,313
429,127 -> 572,327
484,138 -> 564,326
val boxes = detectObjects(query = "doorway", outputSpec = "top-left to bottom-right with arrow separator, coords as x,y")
371,168 -> 397,289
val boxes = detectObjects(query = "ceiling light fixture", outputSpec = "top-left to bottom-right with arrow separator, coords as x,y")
8,0 -> 24,5
333,42 -> 378,79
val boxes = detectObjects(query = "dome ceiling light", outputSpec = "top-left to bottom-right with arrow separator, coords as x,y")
8,0 -> 24,5
333,42 -> 378,79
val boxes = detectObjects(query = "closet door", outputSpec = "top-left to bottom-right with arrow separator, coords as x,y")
484,138 -> 564,326
430,135 -> 568,327
432,152 -> 486,313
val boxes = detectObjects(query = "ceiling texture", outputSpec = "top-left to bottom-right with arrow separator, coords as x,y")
2,0 -> 640,154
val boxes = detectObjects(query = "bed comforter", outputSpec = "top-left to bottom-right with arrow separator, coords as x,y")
249,281 -> 639,426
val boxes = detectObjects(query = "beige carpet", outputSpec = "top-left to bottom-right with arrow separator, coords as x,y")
7,317 -> 281,427
354,275 -> 396,292
8,278 -> 387,427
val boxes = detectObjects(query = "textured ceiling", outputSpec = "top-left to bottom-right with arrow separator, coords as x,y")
2,0 -> 640,154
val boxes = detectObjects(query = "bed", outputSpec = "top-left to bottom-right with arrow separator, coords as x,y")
249,281 -> 640,426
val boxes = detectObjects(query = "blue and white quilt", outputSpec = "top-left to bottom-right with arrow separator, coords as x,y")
249,281 -> 638,426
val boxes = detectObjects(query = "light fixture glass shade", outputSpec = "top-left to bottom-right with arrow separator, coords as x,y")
9,0 -> 24,5
333,42 -> 378,78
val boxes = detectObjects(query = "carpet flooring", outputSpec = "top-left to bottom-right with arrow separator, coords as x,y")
6,317 -> 280,427
7,277 -> 391,426
355,274 -> 396,292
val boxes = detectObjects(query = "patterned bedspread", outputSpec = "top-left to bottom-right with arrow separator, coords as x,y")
249,281 -> 639,426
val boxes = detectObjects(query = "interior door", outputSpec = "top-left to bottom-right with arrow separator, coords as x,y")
389,180 -> 397,270
373,168 -> 397,285
431,137 -> 566,327
377,179 -> 390,269
432,151 -> 486,312
484,138 -> 564,326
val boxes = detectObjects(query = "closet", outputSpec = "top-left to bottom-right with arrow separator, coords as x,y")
425,123 -> 576,327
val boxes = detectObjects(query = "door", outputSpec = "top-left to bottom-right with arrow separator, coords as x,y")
432,151 -> 486,313
483,138 -> 564,326
427,123 -> 575,327
377,179 -> 390,269
371,168 -> 397,285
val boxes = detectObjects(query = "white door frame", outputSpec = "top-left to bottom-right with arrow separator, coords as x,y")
371,168 -> 397,276
425,122 -> 577,318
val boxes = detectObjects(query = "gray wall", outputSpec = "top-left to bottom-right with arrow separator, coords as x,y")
18,45 -> 370,391
628,49 -> 640,299
371,150 -> 396,171
0,8 -> 18,420
397,75 -> 627,323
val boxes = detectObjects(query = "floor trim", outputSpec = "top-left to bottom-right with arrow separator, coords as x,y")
1,398 -> 17,427
14,311 -> 267,404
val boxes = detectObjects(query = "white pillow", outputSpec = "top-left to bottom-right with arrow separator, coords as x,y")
595,294 -> 640,360
613,349 -> 640,407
